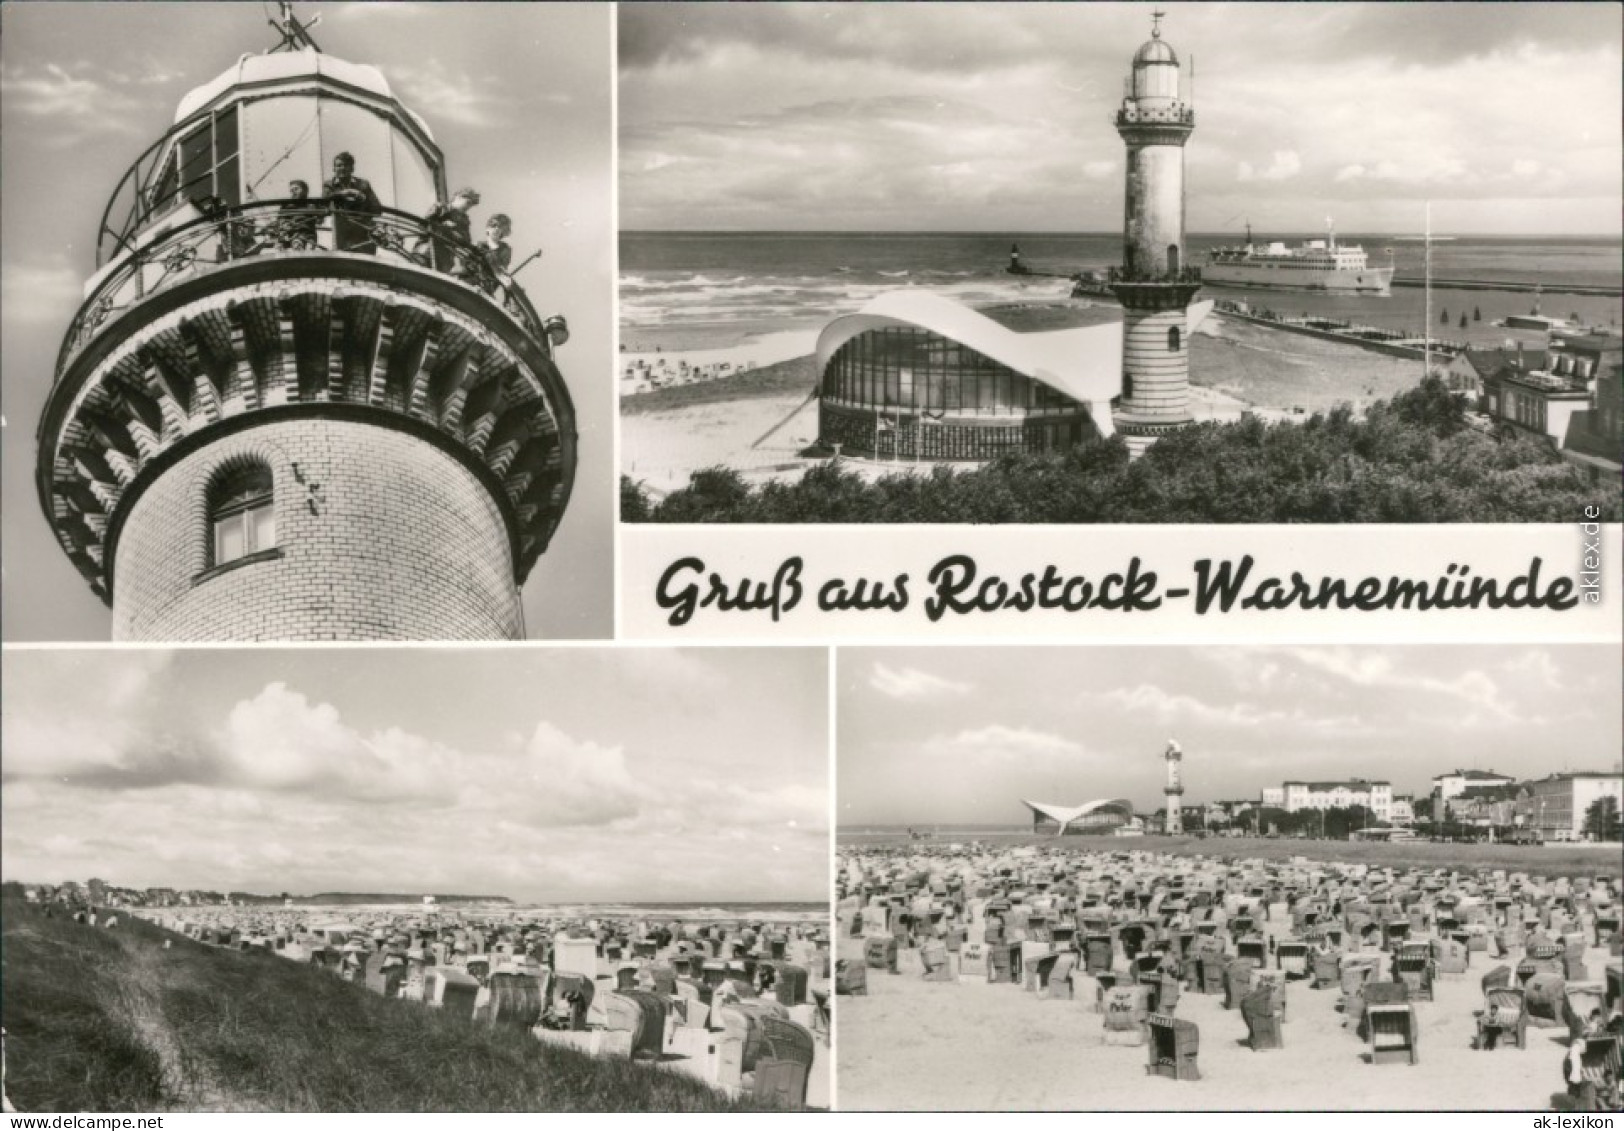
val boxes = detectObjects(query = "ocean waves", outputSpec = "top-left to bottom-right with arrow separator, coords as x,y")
620,268 -> 1073,333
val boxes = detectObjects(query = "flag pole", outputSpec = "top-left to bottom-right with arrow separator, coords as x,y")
1423,201 -> 1432,381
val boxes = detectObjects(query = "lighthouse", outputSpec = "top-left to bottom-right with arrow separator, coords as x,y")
1163,738 -> 1186,835
34,12 -> 576,641
1110,11 -> 1201,457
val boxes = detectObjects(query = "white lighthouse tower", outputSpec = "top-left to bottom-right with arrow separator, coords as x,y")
1110,12 -> 1201,457
1163,738 -> 1185,835
35,8 -> 576,641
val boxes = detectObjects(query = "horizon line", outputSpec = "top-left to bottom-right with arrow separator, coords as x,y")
621,229 -> 1624,240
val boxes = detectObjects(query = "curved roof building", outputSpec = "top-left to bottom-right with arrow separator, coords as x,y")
815,290 -> 1211,462
1022,798 -> 1137,836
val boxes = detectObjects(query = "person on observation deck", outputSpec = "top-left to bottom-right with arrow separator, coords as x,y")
425,187 -> 479,273
473,212 -> 514,289
275,179 -> 320,250
323,151 -> 381,254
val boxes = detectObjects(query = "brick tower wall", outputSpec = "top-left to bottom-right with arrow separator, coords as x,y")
1119,307 -> 1192,424
111,418 -> 520,641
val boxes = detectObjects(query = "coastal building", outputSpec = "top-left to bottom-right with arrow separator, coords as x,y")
35,22 -> 575,640
1021,798 -> 1138,836
1431,768 -> 1516,805
1273,779 -> 1393,822
1446,343 -> 1548,400
814,290 -> 1213,462
1445,784 -> 1519,828
1556,340 -> 1623,480
1479,332 -> 1622,471
1109,14 -> 1202,457
1389,795 -> 1416,826
1512,771 -> 1624,842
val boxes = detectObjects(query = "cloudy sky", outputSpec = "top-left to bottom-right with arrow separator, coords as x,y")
1,3 -> 614,640
838,645 -> 1622,826
620,2 -> 1622,235
2,648 -> 828,902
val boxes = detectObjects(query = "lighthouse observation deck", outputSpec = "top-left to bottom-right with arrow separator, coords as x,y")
37,47 -> 577,610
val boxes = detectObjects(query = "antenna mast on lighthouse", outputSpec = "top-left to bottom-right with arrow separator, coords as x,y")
267,1 -> 323,53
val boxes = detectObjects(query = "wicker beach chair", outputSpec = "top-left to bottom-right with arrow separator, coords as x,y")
1577,1035 -> 1622,1112
864,935 -> 898,974
1277,940 -> 1309,980
1241,983 -> 1284,1051
834,958 -> 867,996
1562,982 -> 1606,1041
753,1017 -> 816,1110
1524,973 -> 1568,1028
1224,957 -> 1256,1011
1237,935 -> 1267,968
1145,1014 -> 1200,1080
1474,986 -> 1526,1050
1366,1003 -> 1418,1066
1103,984 -> 1151,1047
487,971 -> 545,1029
1395,943 -> 1435,1002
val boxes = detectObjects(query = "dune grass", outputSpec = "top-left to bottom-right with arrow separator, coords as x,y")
1,898 -> 768,1113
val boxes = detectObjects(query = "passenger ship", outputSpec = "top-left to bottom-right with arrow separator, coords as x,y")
1205,223 -> 1395,294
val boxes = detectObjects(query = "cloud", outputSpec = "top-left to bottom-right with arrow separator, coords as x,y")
220,682 -> 463,802
1,258 -> 86,325
0,62 -> 107,122
388,60 -> 500,129
869,662 -> 971,702
621,93 -> 1090,228
1,660 -> 827,901
1237,150 -> 1302,183
619,4 -> 1073,75
1284,648 -> 1519,722
1502,649 -> 1561,690
519,720 -> 642,826
938,725 -> 1083,762
1,716 -> 134,780
1097,683 -> 1316,731
328,4 -> 427,22
620,4 -> 1620,233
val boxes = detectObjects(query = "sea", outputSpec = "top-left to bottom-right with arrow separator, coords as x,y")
840,824 -> 1037,841
621,231 -> 1624,351
287,900 -> 829,925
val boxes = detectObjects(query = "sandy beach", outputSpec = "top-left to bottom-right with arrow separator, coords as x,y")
619,310 -> 1422,493
620,329 -> 821,397
835,908 -> 1614,1111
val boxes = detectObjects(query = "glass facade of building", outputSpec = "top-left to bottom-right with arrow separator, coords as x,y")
818,326 -> 1101,460
822,326 -> 1082,415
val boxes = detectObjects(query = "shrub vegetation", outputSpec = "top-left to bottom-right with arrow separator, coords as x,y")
625,379 -> 1621,524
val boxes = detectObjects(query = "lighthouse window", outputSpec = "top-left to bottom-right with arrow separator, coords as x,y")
1168,326 -> 1181,352
209,463 -> 275,566
151,106 -> 242,219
